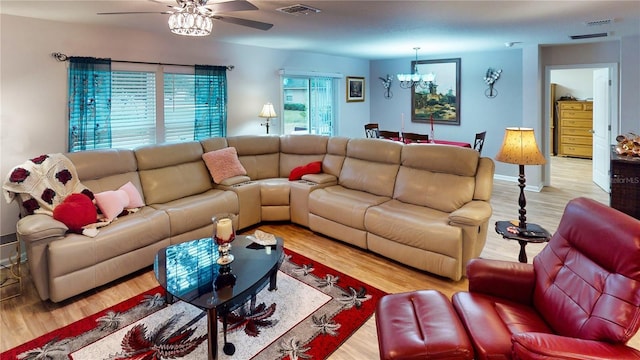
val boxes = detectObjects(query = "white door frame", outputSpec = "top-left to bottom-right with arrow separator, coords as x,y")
543,63 -> 619,186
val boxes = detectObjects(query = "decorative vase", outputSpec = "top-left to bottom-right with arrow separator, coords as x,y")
212,213 -> 236,265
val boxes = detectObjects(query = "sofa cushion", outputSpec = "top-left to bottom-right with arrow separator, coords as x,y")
136,142 -> 212,205
309,185 -> 390,230
394,166 -> 475,213
151,189 -> 239,236
395,144 -> 478,212
202,147 -> 247,183
338,138 -> 402,198
228,136 -> 281,180
289,161 -> 322,181
365,199 -> 461,256
279,135 -> 328,177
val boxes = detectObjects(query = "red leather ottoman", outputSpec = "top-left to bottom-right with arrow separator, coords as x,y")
375,290 -> 474,360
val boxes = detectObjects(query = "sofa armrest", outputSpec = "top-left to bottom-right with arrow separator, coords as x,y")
16,214 -> 68,301
301,173 -> 337,185
17,214 -> 68,243
218,175 -> 252,186
449,200 -> 492,227
467,258 -> 535,305
512,332 -> 640,359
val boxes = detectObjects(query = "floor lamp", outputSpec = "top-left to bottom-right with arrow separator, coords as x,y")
258,103 -> 277,134
495,127 -> 546,231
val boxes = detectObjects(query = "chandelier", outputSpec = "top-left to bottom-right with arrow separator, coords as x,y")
397,47 -> 435,89
168,2 -> 213,36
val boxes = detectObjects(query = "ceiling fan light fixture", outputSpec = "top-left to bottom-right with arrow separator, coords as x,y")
168,4 -> 212,36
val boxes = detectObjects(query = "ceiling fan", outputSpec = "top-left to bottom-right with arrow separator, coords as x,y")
97,0 -> 273,36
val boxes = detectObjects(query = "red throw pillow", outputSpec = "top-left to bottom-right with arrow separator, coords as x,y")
289,161 -> 323,181
53,193 -> 97,233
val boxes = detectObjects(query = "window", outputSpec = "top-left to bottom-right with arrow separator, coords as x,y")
164,72 -> 197,143
68,61 -> 227,151
281,74 -> 338,135
110,70 -> 157,149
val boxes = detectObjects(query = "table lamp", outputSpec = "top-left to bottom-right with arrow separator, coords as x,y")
258,103 -> 277,134
495,127 -> 546,231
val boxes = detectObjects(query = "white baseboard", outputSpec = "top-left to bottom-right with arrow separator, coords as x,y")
494,174 -> 545,193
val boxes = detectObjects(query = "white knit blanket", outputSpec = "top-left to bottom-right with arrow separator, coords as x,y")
3,153 -> 91,215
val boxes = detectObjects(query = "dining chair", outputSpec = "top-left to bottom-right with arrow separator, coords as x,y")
364,123 -> 379,138
473,131 -> 486,154
402,132 -> 429,143
378,130 -> 400,140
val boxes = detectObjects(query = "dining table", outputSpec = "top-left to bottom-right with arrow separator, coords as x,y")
383,135 -> 473,148
431,139 -> 472,148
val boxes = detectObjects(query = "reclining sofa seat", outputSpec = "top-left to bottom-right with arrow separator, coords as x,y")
309,138 -> 402,250
309,140 -> 494,281
134,141 -> 238,245
452,197 -> 640,359
367,144 -> 494,281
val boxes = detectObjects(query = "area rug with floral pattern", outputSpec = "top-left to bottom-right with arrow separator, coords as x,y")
2,249 -> 386,360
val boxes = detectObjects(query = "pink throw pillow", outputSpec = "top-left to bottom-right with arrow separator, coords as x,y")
119,181 -> 144,208
289,161 -> 323,181
202,147 -> 247,183
95,190 -> 129,221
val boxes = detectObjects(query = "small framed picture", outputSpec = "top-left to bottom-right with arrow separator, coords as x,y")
346,76 -> 365,102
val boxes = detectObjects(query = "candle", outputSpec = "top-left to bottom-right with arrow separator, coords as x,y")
217,218 -> 233,241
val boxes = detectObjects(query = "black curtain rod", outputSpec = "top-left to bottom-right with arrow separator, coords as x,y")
51,52 -> 235,71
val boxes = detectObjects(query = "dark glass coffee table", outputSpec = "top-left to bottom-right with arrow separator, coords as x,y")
154,235 -> 284,360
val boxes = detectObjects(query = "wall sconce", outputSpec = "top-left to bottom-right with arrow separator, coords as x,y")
378,74 -> 393,99
258,102 -> 277,134
484,68 -> 502,98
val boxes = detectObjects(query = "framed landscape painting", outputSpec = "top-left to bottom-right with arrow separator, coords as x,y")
411,58 -> 461,125
346,76 -> 365,102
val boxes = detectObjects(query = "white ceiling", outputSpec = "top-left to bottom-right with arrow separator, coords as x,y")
2,0 -> 639,60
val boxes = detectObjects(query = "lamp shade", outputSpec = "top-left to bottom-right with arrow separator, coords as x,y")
258,103 -> 277,118
495,127 -> 546,165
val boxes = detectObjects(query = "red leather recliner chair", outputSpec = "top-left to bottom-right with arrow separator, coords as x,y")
452,197 -> 640,359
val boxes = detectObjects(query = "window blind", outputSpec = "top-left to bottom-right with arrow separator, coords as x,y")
110,71 -> 156,149
164,73 -> 196,143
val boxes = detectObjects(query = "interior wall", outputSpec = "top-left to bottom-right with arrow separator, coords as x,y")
370,49 -> 523,171
551,68 -> 597,101
0,14 -> 369,236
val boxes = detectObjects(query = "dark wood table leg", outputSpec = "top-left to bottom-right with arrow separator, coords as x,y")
268,267 -> 278,291
517,240 -> 528,263
206,308 -> 218,360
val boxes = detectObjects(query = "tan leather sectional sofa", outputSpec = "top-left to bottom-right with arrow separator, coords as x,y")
14,134 -> 494,302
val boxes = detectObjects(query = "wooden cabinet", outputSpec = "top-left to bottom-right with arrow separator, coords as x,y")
610,148 -> 640,220
557,101 -> 593,158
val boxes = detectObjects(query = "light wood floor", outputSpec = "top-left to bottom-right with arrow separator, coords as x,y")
2,156 -> 638,357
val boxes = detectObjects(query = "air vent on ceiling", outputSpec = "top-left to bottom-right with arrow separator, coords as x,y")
585,19 -> 613,26
570,32 -> 609,40
276,4 -> 321,16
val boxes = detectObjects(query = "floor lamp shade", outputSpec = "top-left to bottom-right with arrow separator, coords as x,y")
495,127 -> 546,230
496,127 -> 546,166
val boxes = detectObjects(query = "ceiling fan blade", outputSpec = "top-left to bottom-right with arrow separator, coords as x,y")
97,11 -> 172,15
212,15 -> 273,31
206,1 -> 258,13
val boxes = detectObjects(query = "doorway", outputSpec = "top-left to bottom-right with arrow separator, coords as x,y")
545,63 -> 619,193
